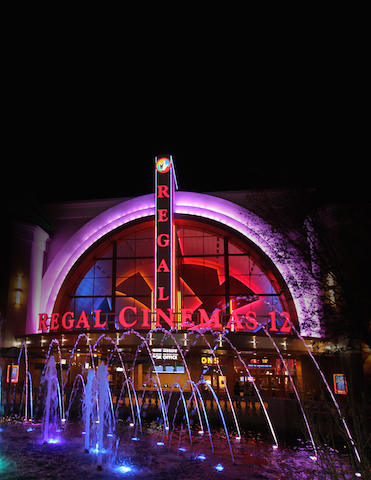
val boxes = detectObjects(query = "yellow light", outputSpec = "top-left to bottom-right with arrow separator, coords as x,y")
15,275 -> 22,305
229,299 -> 235,332
15,290 -> 21,305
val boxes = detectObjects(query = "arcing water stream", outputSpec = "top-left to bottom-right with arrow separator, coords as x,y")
0,326 -> 366,478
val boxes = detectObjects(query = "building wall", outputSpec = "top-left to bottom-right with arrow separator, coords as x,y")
5,190 -> 323,344
5,223 -> 48,345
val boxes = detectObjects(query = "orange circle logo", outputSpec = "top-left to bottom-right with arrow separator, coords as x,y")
155,157 -> 172,173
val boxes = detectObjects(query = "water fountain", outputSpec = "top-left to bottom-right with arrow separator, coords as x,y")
0,326 -> 366,479
41,356 -> 62,443
95,362 -> 113,470
0,366 -> 2,417
83,369 -> 93,453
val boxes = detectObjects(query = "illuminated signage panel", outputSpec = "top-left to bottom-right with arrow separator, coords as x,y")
152,348 -> 179,361
248,357 -> 272,368
154,156 -> 176,322
39,155 -> 297,335
6,364 -> 19,383
38,308 -> 292,333
201,356 -> 220,366
333,373 -> 348,395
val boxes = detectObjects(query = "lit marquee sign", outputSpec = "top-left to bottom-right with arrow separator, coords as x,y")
248,357 -> 272,368
38,308 -> 292,332
201,356 -> 220,365
154,155 -> 176,318
38,155 -> 295,334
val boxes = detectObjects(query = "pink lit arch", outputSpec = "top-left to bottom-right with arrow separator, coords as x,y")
36,192 -> 322,337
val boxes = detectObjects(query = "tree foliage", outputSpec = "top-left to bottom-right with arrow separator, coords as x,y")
242,188 -> 371,348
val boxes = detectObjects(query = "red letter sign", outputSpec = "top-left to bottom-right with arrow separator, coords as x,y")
38,313 -> 48,332
61,311 -> 75,330
155,155 -> 176,316
118,306 -> 137,328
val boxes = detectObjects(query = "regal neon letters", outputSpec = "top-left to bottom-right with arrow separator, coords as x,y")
154,155 -> 175,313
38,308 -> 292,334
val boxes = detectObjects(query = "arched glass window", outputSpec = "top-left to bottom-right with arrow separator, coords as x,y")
56,217 -> 295,331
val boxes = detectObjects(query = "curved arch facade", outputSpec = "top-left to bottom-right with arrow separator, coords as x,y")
36,192 -> 321,337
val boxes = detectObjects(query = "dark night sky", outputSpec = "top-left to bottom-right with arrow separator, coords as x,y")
3,5 -> 357,207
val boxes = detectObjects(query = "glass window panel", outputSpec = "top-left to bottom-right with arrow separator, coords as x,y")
117,238 -> 137,257
74,260 -> 112,297
180,258 -> 225,295
203,233 -> 224,255
94,259 -> 112,277
229,255 -> 265,276
179,257 -> 225,313
177,228 -> 225,256
63,219 -> 295,330
93,276 -> 112,296
134,237 -> 153,257
249,274 -> 275,294
135,230 -> 154,241
177,228 -> 204,256
117,230 -> 154,258
115,296 -> 151,313
228,242 -> 245,254
82,264 -> 95,278
97,246 -> 113,259
134,257 -> 154,273
73,297 -> 94,318
116,259 -> 136,278
182,295 -> 202,311
75,277 -> 94,297
93,297 -> 112,313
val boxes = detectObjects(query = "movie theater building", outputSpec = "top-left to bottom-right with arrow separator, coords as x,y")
4,157 -> 343,401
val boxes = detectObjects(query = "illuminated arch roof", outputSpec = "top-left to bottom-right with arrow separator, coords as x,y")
38,192 -> 321,337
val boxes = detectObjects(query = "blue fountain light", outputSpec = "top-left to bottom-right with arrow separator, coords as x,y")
90,443 -> 108,455
196,454 -> 206,461
215,463 -> 224,471
47,438 -> 61,444
115,464 -> 133,474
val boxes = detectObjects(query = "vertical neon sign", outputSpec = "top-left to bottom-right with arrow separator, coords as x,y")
155,156 -> 176,321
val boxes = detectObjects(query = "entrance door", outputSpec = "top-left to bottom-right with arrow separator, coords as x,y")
204,371 -> 226,396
